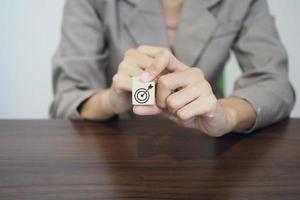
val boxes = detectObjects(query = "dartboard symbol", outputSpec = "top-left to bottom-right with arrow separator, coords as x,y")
134,88 -> 150,104
134,84 -> 153,104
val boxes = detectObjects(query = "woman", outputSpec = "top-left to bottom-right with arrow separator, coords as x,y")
50,0 -> 295,137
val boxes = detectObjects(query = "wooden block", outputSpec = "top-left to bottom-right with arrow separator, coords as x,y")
132,77 -> 155,105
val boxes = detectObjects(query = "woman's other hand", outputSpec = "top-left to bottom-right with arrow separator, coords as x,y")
133,46 -> 256,137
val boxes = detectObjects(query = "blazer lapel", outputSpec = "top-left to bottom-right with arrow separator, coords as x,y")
123,0 -> 169,48
174,0 -> 221,67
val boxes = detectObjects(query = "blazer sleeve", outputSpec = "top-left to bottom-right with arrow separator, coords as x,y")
231,0 -> 296,132
50,0 -> 109,118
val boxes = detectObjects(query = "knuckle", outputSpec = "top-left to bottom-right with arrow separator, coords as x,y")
177,110 -> 188,121
137,45 -> 147,51
198,69 -> 205,77
197,80 -> 212,94
118,60 -> 127,71
112,74 -> 121,84
190,84 -> 200,94
112,74 -> 119,82
112,77 -> 120,89
167,97 -> 178,109
209,95 -> 218,109
211,95 -> 217,104
157,76 -> 169,88
159,48 -> 171,57
203,95 -> 217,113
190,68 -> 204,79
153,48 -> 169,58
124,48 -> 136,58
204,81 -> 213,93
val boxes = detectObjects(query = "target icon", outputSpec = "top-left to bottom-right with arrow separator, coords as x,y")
134,84 -> 153,104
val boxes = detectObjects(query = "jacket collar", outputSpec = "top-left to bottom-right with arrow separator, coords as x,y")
124,0 -> 221,66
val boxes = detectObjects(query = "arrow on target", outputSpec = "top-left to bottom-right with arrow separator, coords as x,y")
141,84 -> 153,97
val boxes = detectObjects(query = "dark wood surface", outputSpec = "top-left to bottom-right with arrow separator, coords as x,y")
0,116 -> 300,200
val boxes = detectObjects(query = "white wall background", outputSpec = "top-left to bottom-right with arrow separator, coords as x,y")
0,0 -> 299,119
0,0 -> 64,119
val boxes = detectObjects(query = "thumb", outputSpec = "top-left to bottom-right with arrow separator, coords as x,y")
133,105 -> 162,115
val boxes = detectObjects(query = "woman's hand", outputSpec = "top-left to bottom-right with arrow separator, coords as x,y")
80,48 -> 154,120
133,46 -> 256,137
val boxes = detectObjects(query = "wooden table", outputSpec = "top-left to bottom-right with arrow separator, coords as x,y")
0,116 -> 299,200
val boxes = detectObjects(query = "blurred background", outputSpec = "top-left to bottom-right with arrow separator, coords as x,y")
0,0 -> 299,119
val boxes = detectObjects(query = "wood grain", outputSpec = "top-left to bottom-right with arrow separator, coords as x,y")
0,116 -> 299,200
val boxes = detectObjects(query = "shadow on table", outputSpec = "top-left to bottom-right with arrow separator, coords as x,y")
136,123 -> 246,160
70,116 -> 291,200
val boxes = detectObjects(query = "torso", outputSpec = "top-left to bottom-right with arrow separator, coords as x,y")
95,0 -> 251,97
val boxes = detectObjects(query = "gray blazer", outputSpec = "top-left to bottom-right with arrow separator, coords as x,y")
50,0 -> 295,131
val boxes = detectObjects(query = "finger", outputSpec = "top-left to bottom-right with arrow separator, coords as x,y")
137,46 -> 188,82
156,74 -> 187,109
112,73 -> 132,92
176,94 -> 218,121
133,105 -> 162,115
156,69 -> 204,108
118,60 -> 145,77
124,48 -> 153,69
166,81 -> 211,114
137,45 -> 164,58
161,110 -> 195,130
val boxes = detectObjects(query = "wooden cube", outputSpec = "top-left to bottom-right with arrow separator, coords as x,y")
132,77 -> 155,105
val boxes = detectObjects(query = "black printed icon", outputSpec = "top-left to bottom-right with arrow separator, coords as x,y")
134,84 -> 153,104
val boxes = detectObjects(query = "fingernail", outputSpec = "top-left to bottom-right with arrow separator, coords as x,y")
140,72 -> 152,82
